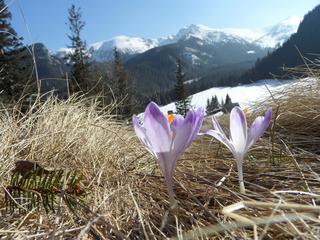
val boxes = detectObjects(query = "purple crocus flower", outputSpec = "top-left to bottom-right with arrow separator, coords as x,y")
203,106 -> 272,193
132,102 -> 204,203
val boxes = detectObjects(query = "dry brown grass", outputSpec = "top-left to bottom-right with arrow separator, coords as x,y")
0,76 -> 319,239
252,76 -> 320,154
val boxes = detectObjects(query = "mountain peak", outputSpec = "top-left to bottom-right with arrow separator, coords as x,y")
175,23 -> 250,44
90,35 -> 157,52
88,35 -> 158,61
184,24 -> 213,31
254,16 -> 301,48
175,24 -> 214,40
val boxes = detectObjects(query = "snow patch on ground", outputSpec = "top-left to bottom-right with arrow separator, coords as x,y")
160,79 -> 295,114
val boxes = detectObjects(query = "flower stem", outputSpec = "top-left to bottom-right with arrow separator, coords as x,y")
236,158 -> 246,193
164,173 -> 176,207
239,181 -> 246,193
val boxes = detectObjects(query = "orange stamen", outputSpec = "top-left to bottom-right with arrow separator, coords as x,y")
167,114 -> 175,124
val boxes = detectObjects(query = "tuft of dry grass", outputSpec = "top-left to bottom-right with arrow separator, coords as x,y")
252,71 -> 320,154
0,76 -> 319,239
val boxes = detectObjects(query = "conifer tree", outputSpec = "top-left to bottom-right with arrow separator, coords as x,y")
175,57 -> 191,116
206,95 -> 219,115
66,4 -> 90,93
225,93 -> 232,105
206,98 -> 210,114
211,95 -> 219,109
0,0 -> 24,99
114,48 -> 126,97
113,48 -> 132,118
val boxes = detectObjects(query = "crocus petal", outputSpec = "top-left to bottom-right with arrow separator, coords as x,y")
143,102 -> 171,152
204,129 -> 235,153
202,115 -> 235,153
188,108 -> 205,143
230,106 -> 248,154
132,115 -> 155,157
212,115 -> 228,138
170,108 -> 204,167
171,114 -> 184,131
171,111 -> 196,158
171,114 -> 185,143
246,107 -> 272,150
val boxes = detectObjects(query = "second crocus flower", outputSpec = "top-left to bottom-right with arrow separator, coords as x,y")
203,106 -> 272,193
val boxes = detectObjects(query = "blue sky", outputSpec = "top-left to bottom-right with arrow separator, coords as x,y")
7,0 -> 320,50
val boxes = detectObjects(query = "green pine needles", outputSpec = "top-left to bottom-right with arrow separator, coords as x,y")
5,160 -> 86,214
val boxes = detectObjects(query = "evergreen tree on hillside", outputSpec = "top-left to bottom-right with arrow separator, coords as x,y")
225,93 -> 232,105
206,95 -> 219,115
66,4 -> 91,93
211,95 -> 219,108
114,48 -> 126,97
0,0 -> 26,99
113,48 -> 133,118
175,58 -> 191,116
206,98 -> 210,114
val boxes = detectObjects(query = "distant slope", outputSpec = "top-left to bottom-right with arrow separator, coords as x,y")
24,43 -> 67,79
239,5 -> 320,82
126,25 -> 268,93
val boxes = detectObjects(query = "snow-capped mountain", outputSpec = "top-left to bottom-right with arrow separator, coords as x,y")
173,24 -> 263,45
125,25 -> 269,93
90,35 -> 159,62
87,24 -> 262,62
54,16 -> 301,62
122,16 -> 303,93
254,16 -> 302,48
174,17 -> 301,49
